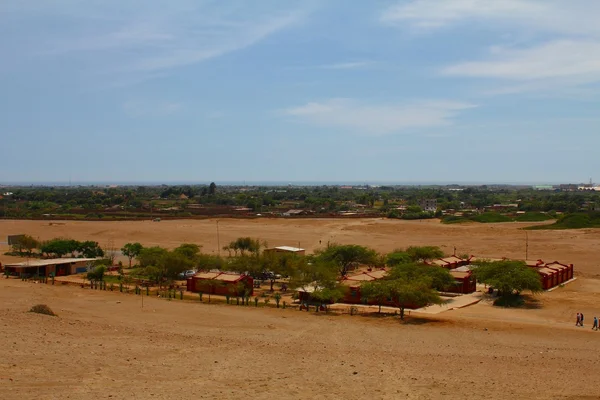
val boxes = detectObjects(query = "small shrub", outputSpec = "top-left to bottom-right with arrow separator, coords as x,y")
30,304 -> 57,317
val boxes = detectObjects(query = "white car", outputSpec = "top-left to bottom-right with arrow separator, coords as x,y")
178,270 -> 196,279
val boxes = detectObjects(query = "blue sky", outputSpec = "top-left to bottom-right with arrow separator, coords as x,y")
1,0 -> 600,184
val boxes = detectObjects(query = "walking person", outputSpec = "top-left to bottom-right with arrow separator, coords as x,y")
593,316 -> 598,331
580,313 -> 584,327
576,312 -> 581,326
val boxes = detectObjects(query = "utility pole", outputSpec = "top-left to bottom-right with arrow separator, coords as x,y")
216,220 -> 220,256
525,231 -> 529,260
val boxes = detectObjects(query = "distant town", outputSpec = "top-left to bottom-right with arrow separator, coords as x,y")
1,182 -> 599,228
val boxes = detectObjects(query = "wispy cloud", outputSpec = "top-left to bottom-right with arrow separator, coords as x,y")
381,0 -> 600,94
380,0 -> 600,36
6,1 -> 307,83
283,98 -> 475,135
442,40 -> 600,82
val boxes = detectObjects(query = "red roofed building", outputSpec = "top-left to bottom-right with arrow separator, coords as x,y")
186,272 -> 253,296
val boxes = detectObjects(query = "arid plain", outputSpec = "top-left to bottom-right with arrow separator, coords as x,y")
1,218 -> 600,399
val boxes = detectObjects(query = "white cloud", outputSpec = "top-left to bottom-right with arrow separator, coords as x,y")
380,0 -> 600,36
382,0 -> 600,94
443,40 -> 600,81
284,98 -> 475,135
5,1 -> 306,80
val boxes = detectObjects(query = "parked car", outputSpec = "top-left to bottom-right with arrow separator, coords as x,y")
178,270 -> 196,279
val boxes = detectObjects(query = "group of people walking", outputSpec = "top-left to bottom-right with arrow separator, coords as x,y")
576,312 -> 599,330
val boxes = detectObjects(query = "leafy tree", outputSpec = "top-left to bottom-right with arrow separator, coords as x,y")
41,238 -> 78,258
78,241 -> 104,258
385,250 -> 412,267
388,263 -> 455,291
121,242 -> 143,268
196,254 -> 226,271
137,246 -> 168,268
12,235 -> 39,256
208,182 -> 217,195
311,285 -> 346,312
174,243 -> 201,261
406,246 -> 444,263
361,280 -> 393,313
86,265 -> 106,283
261,252 -> 300,291
224,237 -> 264,256
388,278 -> 445,320
315,244 -> 378,277
160,251 -> 194,281
473,260 -> 543,303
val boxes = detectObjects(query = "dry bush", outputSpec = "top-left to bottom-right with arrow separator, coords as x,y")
29,304 -> 57,317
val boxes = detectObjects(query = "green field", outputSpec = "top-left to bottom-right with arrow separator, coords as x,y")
527,212 -> 600,230
442,212 -> 554,225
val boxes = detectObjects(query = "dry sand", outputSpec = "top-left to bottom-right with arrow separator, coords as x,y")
1,218 -> 600,277
1,279 -> 600,400
2,219 -> 600,399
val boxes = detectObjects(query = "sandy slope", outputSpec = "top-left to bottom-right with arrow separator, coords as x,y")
1,279 -> 600,400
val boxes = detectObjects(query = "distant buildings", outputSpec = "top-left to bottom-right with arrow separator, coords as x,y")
264,246 -> 305,256
3,258 -> 98,277
418,199 -> 437,212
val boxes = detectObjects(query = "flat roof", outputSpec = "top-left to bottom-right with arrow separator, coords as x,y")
451,266 -> 472,272
536,267 -> 556,276
272,246 -> 305,252
192,271 -> 246,282
449,271 -> 471,279
5,258 -> 98,267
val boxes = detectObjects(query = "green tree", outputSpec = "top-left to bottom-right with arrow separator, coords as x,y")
315,244 -> 378,277
86,265 -> 106,283
12,235 -> 39,256
224,237 -> 264,256
261,252 -> 300,291
78,241 -> 104,258
121,242 -> 143,268
361,280 -> 393,313
406,246 -> 444,263
385,250 -> 412,267
310,285 -> 346,312
41,238 -> 78,258
388,278 -> 445,320
388,263 -> 455,291
138,246 -> 168,268
174,243 -> 201,262
208,182 -> 217,195
473,260 -> 543,305
196,254 -> 226,271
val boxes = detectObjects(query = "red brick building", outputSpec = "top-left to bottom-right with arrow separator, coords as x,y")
186,272 -> 253,296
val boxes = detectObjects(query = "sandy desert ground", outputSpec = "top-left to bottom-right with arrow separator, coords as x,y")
1,218 -> 600,277
1,279 -> 600,400
1,218 -> 600,399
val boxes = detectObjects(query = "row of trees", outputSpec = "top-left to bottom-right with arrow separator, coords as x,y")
9,235 -> 104,259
